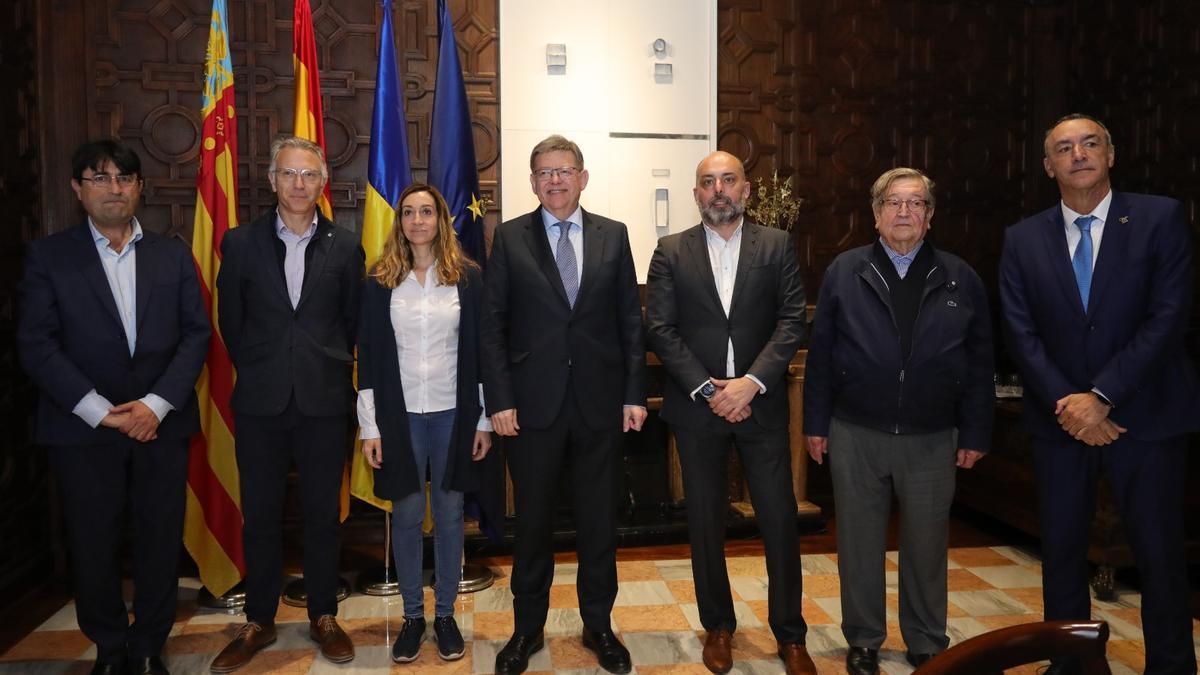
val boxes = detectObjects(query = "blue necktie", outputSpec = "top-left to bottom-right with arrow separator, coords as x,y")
555,221 -> 578,307
1072,215 -> 1095,309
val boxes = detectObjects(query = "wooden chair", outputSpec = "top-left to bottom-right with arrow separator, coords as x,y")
917,621 -> 1111,674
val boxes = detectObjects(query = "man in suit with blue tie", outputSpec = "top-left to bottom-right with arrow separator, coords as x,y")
481,135 -> 647,674
18,139 -> 211,675
1000,114 -> 1198,675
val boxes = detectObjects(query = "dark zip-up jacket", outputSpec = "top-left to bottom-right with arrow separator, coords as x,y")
803,241 -> 994,450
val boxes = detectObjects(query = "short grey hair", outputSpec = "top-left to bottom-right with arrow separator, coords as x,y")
1043,113 -> 1114,156
870,167 -> 935,210
529,134 -> 584,172
268,136 -> 328,177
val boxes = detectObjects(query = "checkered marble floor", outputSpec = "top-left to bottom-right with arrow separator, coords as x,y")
2,545 -> 1196,673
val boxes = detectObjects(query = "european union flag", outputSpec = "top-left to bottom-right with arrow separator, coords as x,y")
428,0 -> 486,265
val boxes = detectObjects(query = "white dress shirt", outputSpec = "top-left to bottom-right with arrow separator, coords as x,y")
72,217 -> 174,428
357,269 -> 491,439
689,219 -> 766,399
541,205 -> 583,288
1061,188 -> 1112,268
275,211 -> 319,309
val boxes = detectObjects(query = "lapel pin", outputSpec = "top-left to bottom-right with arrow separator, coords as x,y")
947,300 -> 958,307
1119,216 -> 1129,224
946,280 -> 958,292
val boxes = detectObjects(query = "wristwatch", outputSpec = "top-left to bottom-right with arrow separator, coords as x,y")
699,381 -> 717,400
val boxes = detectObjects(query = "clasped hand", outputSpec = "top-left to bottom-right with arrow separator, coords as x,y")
100,400 -> 159,442
709,377 -> 756,423
1055,392 -> 1126,446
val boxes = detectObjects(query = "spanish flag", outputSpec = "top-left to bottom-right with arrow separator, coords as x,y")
185,0 -> 244,598
292,0 -> 351,522
350,0 -> 413,512
292,0 -> 333,220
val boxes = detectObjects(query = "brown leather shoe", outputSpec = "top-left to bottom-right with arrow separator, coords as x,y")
779,643 -> 817,675
309,615 -> 355,663
210,622 -> 277,673
702,629 -> 733,673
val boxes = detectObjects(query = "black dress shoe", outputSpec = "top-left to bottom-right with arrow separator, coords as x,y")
90,657 -> 126,675
581,628 -> 632,674
1042,664 -> 1083,675
846,646 -> 880,675
905,651 -> 935,669
494,632 -> 545,674
127,655 -> 170,675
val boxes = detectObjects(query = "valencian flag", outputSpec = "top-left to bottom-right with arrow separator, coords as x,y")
292,0 -> 333,220
350,0 -> 413,512
429,0 -> 503,542
186,0 -> 245,597
428,0 -> 485,264
292,0 -> 352,522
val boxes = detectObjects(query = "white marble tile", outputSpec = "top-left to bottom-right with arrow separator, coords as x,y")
655,559 -> 694,581
679,602 -> 704,631
728,575 -> 769,601
800,554 -> 839,575
731,601 -> 763,628
34,603 -> 80,632
471,584 -> 514,612
0,661 -> 78,675
730,658 -> 789,674
1093,609 -> 1145,642
945,617 -> 990,642
308,646 -> 386,673
811,597 -> 843,623
337,593 -> 402,620
551,562 -> 580,584
162,652 -> 217,674
884,570 -> 899,593
184,607 -> 249,626
545,607 -> 584,636
968,565 -> 1042,589
622,630 -> 704,665
993,545 -> 1041,566
1110,661 -> 1139,675
803,624 -> 849,657
946,590 -> 1030,616
613,581 -> 674,606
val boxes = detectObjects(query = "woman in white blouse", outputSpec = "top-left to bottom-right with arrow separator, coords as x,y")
356,183 -> 491,664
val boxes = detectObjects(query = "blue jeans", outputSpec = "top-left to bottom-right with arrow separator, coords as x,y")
392,409 -> 463,618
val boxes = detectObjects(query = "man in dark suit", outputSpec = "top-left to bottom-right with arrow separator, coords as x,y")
210,137 -> 363,672
645,151 -> 813,675
18,139 -> 210,675
481,135 -> 646,674
1000,114 -> 1198,675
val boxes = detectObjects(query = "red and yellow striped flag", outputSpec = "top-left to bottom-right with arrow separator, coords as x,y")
292,0 -> 351,521
186,0 -> 244,598
293,0 -> 333,220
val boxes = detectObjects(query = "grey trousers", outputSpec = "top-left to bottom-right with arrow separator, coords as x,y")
828,417 -> 957,654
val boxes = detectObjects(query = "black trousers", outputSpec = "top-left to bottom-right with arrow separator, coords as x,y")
49,436 -> 189,662
234,397 -> 348,623
1033,435 -> 1195,675
675,423 -> 808,646
505,391 -> 621,635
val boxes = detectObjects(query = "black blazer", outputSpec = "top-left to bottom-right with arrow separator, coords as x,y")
18,223 -> 211,445
217,210 -> 364,417
1000,191 -> 1200,441
646,221 -> 806,431
480,207 -> 646,430
358,266 -> 493,500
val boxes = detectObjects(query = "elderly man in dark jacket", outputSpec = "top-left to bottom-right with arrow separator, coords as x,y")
803,168 -> 994,675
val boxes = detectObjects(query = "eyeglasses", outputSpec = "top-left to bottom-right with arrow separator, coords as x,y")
532,166 -> 580,182
878,198 -> 930,212
81,173 -> 140,188
274,167 -> 324,184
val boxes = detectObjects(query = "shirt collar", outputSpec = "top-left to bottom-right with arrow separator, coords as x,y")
274,209 -> 319,238
541,205 -> 583,231
879,238 -> 923,262
88,217 -> 144,252
702,217 -> 745,244
1061,189 -> 1113,230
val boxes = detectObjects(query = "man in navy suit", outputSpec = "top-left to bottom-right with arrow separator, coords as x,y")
1000,114 -> 1197,675
481,135 -> 646,674
18,139 -> 210,675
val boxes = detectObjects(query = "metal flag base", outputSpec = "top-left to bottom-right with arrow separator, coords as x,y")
197,583 -> 246,612
281,576 -> 352,607
457,563 -> 494,593
357,565 -> 401,596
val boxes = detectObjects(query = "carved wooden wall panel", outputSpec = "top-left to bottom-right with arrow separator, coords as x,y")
0,0 -> 57,610
718,0 -> 1035,295
67,0 -> 499,244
